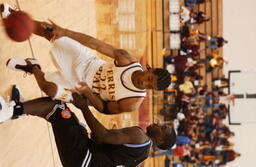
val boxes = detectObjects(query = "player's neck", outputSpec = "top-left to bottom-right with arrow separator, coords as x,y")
131,70 -> 143,88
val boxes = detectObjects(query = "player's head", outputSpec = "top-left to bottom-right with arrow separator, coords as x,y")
146,124 -> 176,150
152,68 -> 171,90
133,67 -> 171,90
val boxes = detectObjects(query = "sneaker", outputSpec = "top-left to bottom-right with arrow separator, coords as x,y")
0,3 -> 15,19
0,96 -> 15,123
11,85 -> 24,103
6,56 -> 41,74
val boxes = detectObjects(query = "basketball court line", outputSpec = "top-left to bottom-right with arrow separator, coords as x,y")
12,0 -> 57,166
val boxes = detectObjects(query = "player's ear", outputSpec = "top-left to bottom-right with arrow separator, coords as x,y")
155,136 -> 165,145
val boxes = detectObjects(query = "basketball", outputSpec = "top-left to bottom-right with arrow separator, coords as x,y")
3,11 -> 34,42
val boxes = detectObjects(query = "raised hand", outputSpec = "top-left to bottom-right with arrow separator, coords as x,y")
45,19 -> 67,41
70,82 -> 91,96
71,93 -> 88,110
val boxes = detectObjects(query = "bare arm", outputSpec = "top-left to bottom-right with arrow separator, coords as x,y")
47,21 -> 137,65
107,98 -> 144,114
65,29 -> 116,59
65,30 -> 138,65
86,93 -> 144,114
84,92 -> 144,114
72,82 -> 144,114
72,93 -> 148,144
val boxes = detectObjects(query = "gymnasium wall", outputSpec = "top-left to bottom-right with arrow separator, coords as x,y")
223,0 -> 256,166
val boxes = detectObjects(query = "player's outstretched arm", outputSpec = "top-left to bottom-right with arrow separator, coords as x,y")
47,20 -> 137,64
70,82 -> 105,112
71,93 -> 148,145
72,82 -> 144,114
106,97 -> 144,114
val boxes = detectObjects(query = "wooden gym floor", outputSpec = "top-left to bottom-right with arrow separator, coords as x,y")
0,0 -> 162,166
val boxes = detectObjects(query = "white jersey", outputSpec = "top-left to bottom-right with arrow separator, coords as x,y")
45,37 -> 146,102
92,62 -> 146,101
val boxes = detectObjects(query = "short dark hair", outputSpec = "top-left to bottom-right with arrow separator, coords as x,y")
157,128 -> 177,150
153,68 -> 171,90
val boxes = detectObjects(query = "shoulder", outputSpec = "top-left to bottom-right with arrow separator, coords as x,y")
123,126 -> 143,134
122,126 -> 149,144
114,49 -> 138,65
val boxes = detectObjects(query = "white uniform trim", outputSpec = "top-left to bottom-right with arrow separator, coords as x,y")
45,101 -> 66,120
94,63 -> 146,101
123,139 -> 152,148
81,149 -> 92,167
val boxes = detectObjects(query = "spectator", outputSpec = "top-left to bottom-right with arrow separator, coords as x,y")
185,0 -> 209,9
179,75 -> 196,95
205,53 -> 228,73
181,6 -> 191,23
212,76 -> 229,91
217,150 -> 241,166
207,36 -> 228,49
188,11 -> 210,24
173,56 -> 197,75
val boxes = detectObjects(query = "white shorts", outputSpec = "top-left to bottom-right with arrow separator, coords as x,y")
45,37 -> 106,102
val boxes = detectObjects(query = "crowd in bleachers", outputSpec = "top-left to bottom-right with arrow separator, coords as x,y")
152,0 -> 241,167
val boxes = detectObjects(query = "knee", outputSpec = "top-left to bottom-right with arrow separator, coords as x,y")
41,82 -> 58,98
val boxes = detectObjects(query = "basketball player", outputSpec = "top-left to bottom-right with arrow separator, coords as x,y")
0,92 -> 176,167
2,3 -> 171,114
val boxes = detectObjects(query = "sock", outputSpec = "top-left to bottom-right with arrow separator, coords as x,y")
12,102 -> 24,119
11,85 -> 20,103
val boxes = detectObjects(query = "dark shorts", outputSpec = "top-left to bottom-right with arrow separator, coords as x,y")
48,101 -> 92,167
